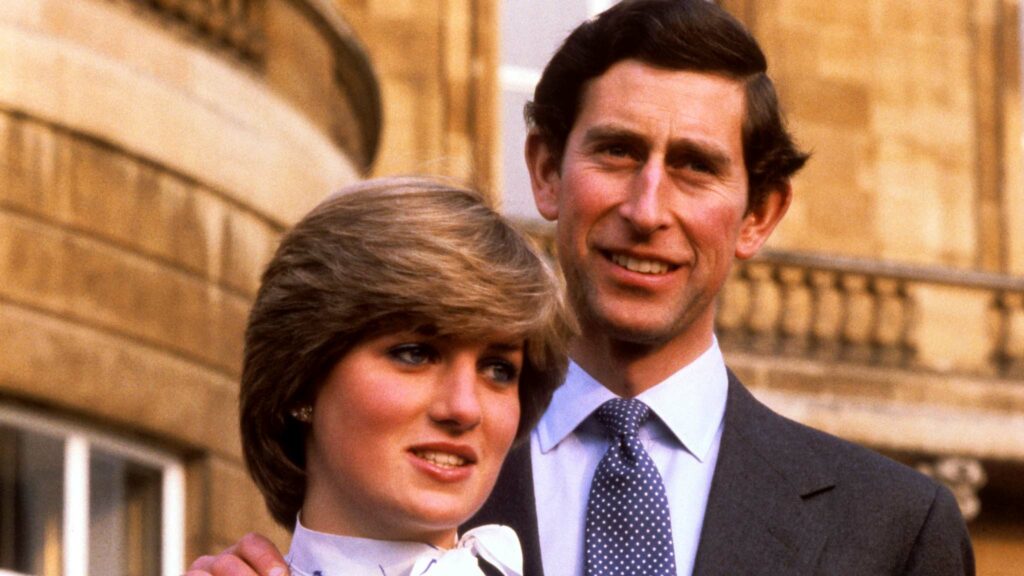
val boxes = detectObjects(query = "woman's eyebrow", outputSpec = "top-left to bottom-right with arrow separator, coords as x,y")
483,342 -> 524,353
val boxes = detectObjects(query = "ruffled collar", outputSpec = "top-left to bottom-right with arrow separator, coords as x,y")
285,518 -> 522,576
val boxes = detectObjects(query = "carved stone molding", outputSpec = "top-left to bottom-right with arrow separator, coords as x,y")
917,457 -> 988,521
111,0 -> 266,64
107,0 -> 382,169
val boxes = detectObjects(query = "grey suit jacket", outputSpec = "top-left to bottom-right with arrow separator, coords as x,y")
466,371 -> 974,575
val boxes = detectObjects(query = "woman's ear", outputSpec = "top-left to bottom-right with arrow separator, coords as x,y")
525,132 -> 562,221
735,182 -> 792,260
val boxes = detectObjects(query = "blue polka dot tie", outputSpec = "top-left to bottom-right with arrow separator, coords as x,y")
584,398 -> 677,576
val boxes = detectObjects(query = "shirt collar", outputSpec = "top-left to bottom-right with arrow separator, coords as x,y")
536,337 -> 728,462
286,516 -> 440,576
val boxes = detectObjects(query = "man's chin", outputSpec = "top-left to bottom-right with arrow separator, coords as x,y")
588,312 -> 681,348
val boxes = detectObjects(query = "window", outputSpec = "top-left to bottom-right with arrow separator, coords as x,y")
497,1 -> 617,219
0,405 -> 184,576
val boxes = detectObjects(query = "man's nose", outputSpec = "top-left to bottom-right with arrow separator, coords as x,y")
429,362 -> 482,432
619,161 -> 670,234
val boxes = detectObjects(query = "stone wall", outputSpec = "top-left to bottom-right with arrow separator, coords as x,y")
334,0 -> 499,193
723,0 -> 1022,276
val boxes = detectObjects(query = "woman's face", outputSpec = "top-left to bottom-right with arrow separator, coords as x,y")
300,330 -> 523,547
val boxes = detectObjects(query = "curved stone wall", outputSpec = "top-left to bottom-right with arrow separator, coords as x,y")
0,0 -> 380,558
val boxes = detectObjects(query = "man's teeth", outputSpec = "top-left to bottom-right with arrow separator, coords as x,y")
414,450 -> 467,468
611,253 -> 670,274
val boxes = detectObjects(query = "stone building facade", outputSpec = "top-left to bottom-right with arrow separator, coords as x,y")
0,0 -> 1021,574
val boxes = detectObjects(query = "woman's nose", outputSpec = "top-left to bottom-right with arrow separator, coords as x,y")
428,362 -> 482,432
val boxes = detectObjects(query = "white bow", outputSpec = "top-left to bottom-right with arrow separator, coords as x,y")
410,525 -> 523,576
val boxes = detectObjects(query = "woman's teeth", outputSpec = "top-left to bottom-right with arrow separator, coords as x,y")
413,450 -> 467,468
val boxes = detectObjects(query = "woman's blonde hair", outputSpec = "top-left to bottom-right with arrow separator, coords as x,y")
240,176 -> 573,528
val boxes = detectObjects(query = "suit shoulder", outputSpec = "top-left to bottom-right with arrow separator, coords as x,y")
727,376 -> 945,505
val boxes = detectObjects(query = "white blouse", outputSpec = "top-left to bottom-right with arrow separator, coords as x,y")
285,518 -> 523,576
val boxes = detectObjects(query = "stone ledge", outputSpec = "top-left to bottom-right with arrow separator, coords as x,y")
729,353 -> 1024,460
0,303 -> 241,458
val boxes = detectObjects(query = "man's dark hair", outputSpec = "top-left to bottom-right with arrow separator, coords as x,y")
527,0 -> 809,207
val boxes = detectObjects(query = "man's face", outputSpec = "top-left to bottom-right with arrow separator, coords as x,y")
528,60 -> 788,357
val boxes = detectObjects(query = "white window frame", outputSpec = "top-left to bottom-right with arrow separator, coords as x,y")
0,404 -> 185,576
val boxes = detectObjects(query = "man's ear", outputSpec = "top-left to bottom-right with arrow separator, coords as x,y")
525,131 -> 562,221
735,182 -> 792,260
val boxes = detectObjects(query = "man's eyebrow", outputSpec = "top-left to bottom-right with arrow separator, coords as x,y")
666,139 -> 734,170
581,125 -> 648,147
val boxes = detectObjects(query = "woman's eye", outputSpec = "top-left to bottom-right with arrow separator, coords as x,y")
481,360 -> 520,384
388,344 -> 436,366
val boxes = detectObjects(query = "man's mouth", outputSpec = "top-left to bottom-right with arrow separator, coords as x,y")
411,449 -> 469,468
609,253 -> 674,275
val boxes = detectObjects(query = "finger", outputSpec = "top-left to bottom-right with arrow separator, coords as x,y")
203,553 -> 262,576
187,552 -> 222,572
235,532 -> 289,576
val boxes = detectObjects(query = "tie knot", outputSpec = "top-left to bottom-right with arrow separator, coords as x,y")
595,398 -> 650,438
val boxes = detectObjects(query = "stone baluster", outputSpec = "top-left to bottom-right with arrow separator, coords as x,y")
746,261 -> 782,354
995,291 -> 1024,377
809,269 -> 843,360
917,457 -> 987,522
872,277 -> 911,366
718,264 -> 753,349
778,265 -> 812,355
840,273 -> 875,363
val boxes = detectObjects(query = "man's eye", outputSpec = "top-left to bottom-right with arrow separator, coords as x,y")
481,360 -> 520,384
688,160 -> 715,174
672,156 -> 717,175
388,344 -> 437,366
601,144 -> 632,158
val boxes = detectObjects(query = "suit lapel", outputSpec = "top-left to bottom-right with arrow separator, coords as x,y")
464,441 -> 544,576
693,373 -> 834,575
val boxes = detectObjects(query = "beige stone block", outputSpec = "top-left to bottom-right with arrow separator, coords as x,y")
0,211 -> 248,372
220,210 -> 281,297
65,141 -> 215,278
0,211 -> 73,311
909,285 -> 995,373
815,28 -> 875,83
791,78 -> 870,129
775,0 -> 870,32
206,456 -> 291,551
0,111 -> 73,218
0,303 -> 239,456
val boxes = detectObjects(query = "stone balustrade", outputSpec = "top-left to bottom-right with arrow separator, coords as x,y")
718,250 -> 1024,378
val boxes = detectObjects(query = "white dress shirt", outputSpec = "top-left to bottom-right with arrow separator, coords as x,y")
532,339 -> 729,576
